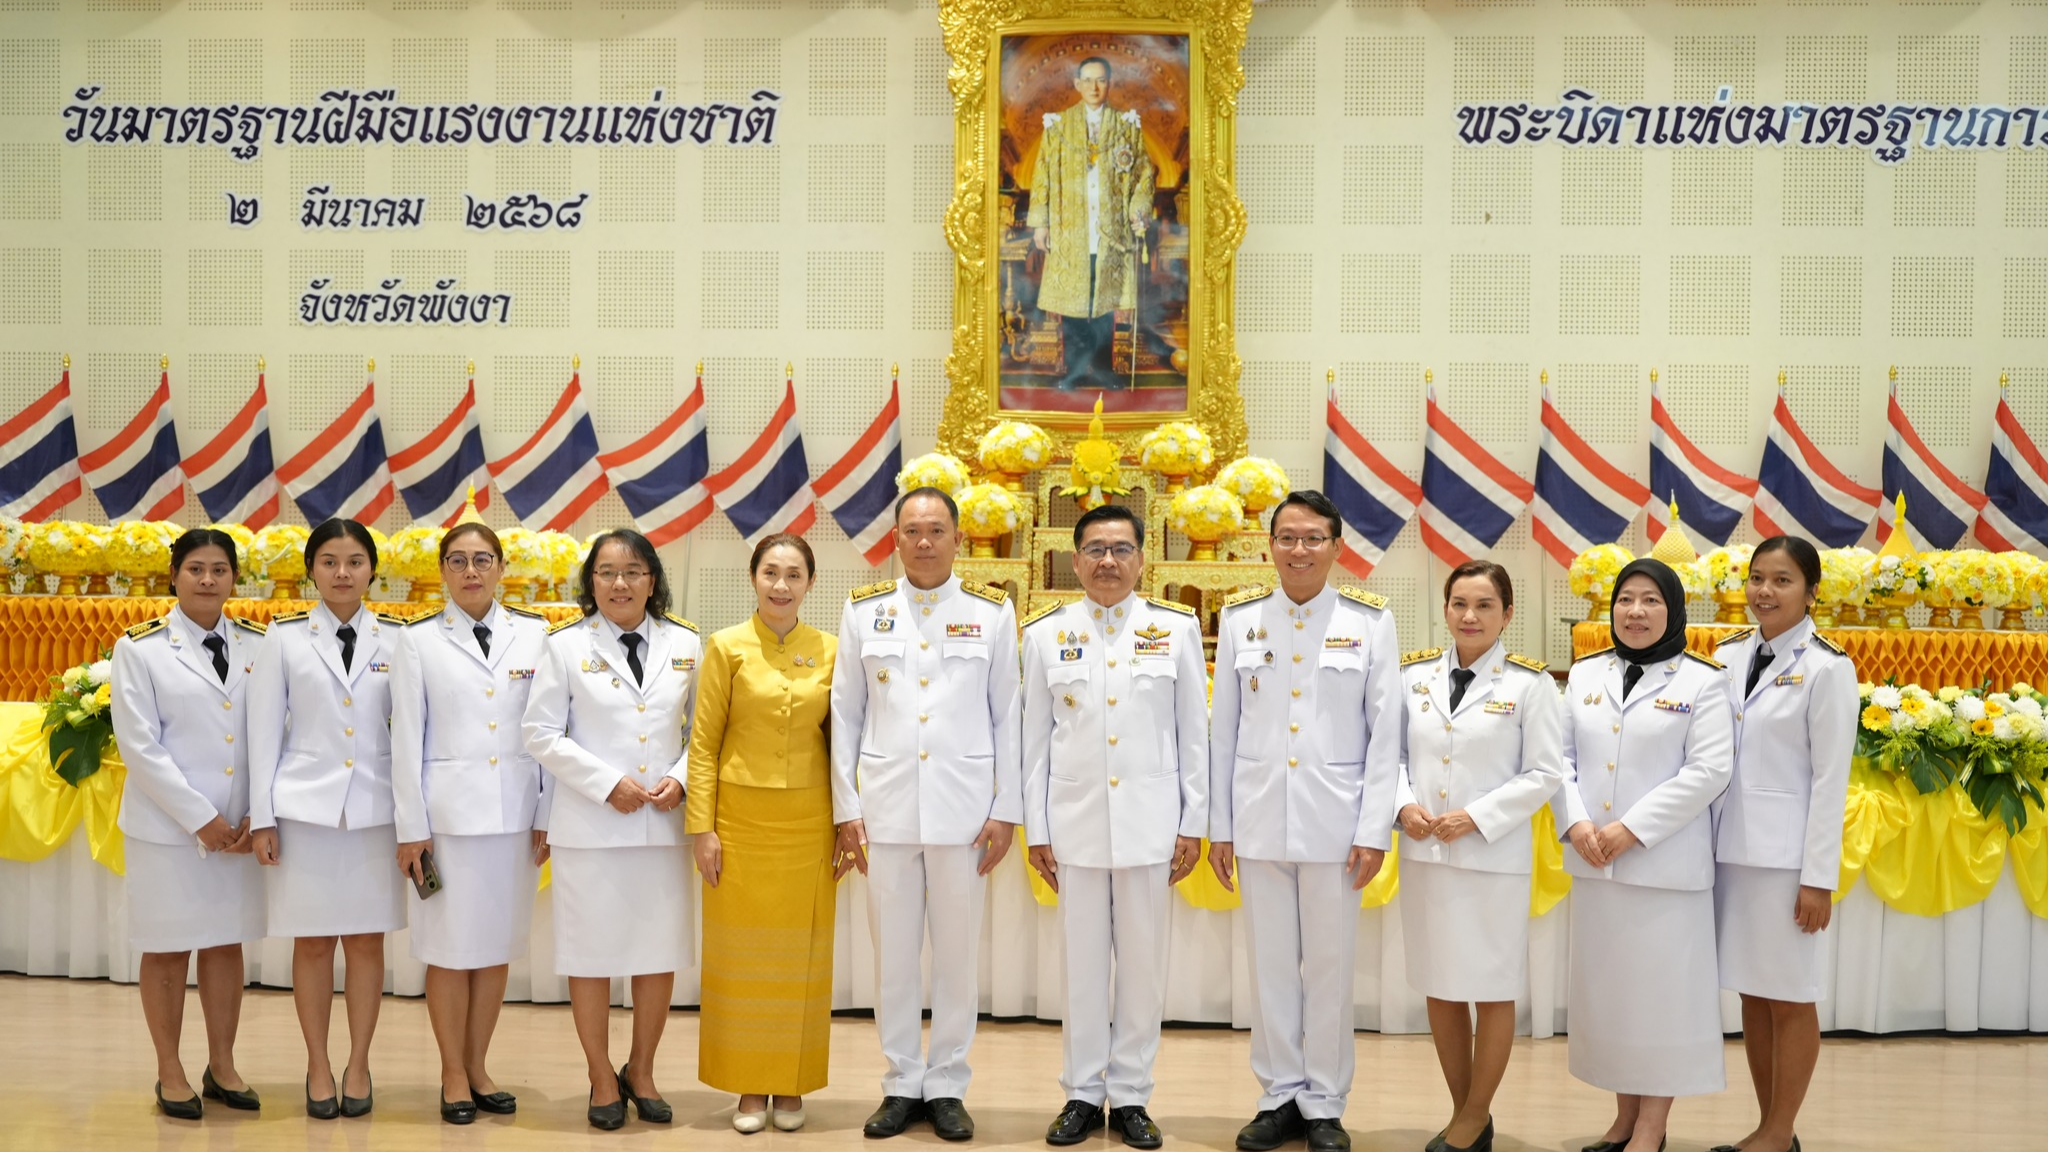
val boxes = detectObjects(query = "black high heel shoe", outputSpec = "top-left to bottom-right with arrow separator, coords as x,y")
588,1089 -> 626,1130
156,1081 -> 203,1120
441,1093 -> 477,1125
306,1077 -> 340,1121
201,1067 -> 260,1111
339,1067 -> 372,1118
1444,1118 -> 1494,1152
617,1064 -> 672,1123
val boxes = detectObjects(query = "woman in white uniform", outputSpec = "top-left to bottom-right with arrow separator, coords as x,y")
390,519 -> 552,1124
524,528 -> 702,1130
1708,537 -> 1854,1152
1396,560 -> 1563,1152
111,528 -> 268,1119
247,518 -> 408,1119
1553,557 -> 1733,1152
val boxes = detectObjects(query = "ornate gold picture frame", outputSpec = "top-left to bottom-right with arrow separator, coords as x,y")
935,0 -> 1251,464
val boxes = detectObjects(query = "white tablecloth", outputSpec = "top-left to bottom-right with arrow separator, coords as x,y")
6,834 -> 2048,1033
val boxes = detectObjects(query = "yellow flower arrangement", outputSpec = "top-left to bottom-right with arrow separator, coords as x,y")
1061,397 -> 1129,511
250,524 -> 310,581
498,527 -> 548,579
898,452 -> 971,496
103,520 -> 178,580
538,530 -> 581,584
1567,544 -> 1634,599
1937,549 -> 2016,610
1866,549 -> 1932,598
1,515 -> 27,573
956,483 -> 1025,553
1136,422 -> 1215,492
385,525 -> 447,582
1817,547 -> 1868,607
207,523 -> 255,573
2000,552 -> 2041,611
1167,485 -> 1245,560
1212,457 -> 1291,528
976,421 -> 1054,490
42,651 -> 117,784
1702,544 -> 1754,595
27,521 -> 108,586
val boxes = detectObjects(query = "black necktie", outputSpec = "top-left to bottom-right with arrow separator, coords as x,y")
202,634 -> 229,683
1622,663 -> 1645,700
1448,668 -> 1476,712
1745,643 -> 1775,697
474,624 -> 492,659
336,624 -> 357,673
620,632 -> 644,685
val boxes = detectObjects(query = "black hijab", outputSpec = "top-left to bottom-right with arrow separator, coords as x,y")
1609,557 -> 1690,667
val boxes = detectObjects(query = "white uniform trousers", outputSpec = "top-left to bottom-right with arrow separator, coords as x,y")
1239,858 -> 1359,1119
868,842 -> 987,1100
1057,862 -> 1170,1109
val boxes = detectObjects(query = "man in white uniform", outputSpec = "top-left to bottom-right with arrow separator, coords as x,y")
831,487 -> 1021,1142
1022,504 -> 1207,1150
1208,491 -> 1402,1152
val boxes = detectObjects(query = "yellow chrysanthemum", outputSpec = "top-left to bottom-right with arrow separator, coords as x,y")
1899,695 -> 1927,716
90,682 -> 112,713
1985,698 -> 2006,717
1860,704 -> 1892,731
1973,718 -> 1998,736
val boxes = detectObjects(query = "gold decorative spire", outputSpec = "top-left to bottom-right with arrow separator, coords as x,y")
257,355 -> 265,372
62,353 -> 69,370
467,358 -> 476,375
1650,495 -> 1698,566
367,356 -> 376,374
1877,492 -> 1914,561
160,354 -> 169,370
454,483 -> 488,527
572,353 -> 580,370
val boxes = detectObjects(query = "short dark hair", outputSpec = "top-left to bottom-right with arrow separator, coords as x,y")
1443,559 -> 1514,609
439,522 -> 503,562
577,528 -> 672,620
1076,56 -> 1112,80
1752,535 -> 1822,597
895,486 -> 959,527
1073,503 -> 1144,548
305,517 -> 379,573
1269,490 -> 1343,539
171,527 -> 241,579
751,532 -> 816,579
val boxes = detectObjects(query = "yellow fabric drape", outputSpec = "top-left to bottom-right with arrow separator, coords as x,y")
2007,801 -> 2048,919
1572,621 -> 2048,693
0,701 -> 127,874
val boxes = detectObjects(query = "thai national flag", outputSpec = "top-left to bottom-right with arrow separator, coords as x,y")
1754,391 -> 1880,548
277,370 -> 396,526
0,359 -> 84,520
598,365 -> 713,547
1532,385 -> 1651,568
80,364 -> 185,522
705,371 -> 816,546
1323,377 -> 1420,580
1878,377 -> 1984,550
488,366 -> 610,531
390,374 -> 492,527
182,372 -> 282,528
1418,387 -> 1535,568
1646,378 -> 1755,548
1975,381 -> 2048,555
813,371 -> 903,567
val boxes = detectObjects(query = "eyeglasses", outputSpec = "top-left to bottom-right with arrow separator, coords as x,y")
1078,543 -> 1139,561
594,568 -> 651,585
442,552 -> 499,573
1272,534 -> 1332,551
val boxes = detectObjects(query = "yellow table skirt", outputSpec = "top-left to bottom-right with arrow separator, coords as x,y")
1572,621 -> 2048,692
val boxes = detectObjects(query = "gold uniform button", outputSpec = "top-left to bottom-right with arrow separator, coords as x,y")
224,767 -> 233,776
489,756 -> 498,765
1287,757 -> 1298,767
1289,723 -> 1300,733
1441,755 -> 1450,764
637,704 -> 646,713
488,721 -> 497,730
1106,626 -> 1117,636
919,714 -> 930,723
484,688 -> 494,698
1606,761 -> 1615,772
345,758 -> 354,767
921,641 -> 930,650
1443,723 -> 1452,733
639,734 -> 648,743
638,766 -> 648,773
1440,788 -> 1449,798
1736,711 -> 1743,720
1108,658 -> 1118,667
344,727 -> 354,736
1108,697 -> 1118,706
1292,654 -> 1303,664
1294,621 -> 1304,630
342,696 -> 352,706
1604,801 -> 1613,810
1108,735 -> 1120,746
1110,776 -> 1120,787
224,734 -> 234,744
221,701 -> 232,710
1291,688 -> 1302,698
920,677 -> 930,687
1611,723 -> 1620,733
919,750 -> 930,760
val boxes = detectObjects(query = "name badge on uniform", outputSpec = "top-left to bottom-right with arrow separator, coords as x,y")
1059,647 -> 1083,662
1484,699 -> 1516,716
1324,636 -> 1361,649
508,668 -> 536,680
946,623 -> 981,639
367,661 -> 390,673
1775,673 -> 1804,686
581,658 -> 611,674
873,619 -> 895,633
673,657 -> 695,671
1653,698 -> 1692,714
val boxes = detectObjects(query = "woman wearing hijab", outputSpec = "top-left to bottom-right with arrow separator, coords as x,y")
1552,558 -> 1734,1152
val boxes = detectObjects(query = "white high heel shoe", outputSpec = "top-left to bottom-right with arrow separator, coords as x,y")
772,1103 -> 807,1131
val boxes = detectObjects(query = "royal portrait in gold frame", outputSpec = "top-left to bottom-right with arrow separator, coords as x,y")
935,0 -> 1251,463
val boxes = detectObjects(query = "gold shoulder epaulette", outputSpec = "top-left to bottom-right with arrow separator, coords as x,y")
1147,597 -> 1196,616
1715,626 -> 1756,648
1340,587 -> 1389,610
663,612 -> 700,634
962,579 -> 1008,605
1021,600 -> 1064,628
849,579 -> 897,603
1224,586 -> 1272,608
501,603 -> 547,620
404,606 -> 444,625
1811,632 -> 1846,656
1576,644 -> 1615,662
546,613 -> 586,635
1401,646 -> 1443,667
1684,649 -> 1725,670
124,617 -> 169,641
373,610 -> 414,628
1506,653 -> 1549,673
231,616 -> 268,635
269,610 -> 310,625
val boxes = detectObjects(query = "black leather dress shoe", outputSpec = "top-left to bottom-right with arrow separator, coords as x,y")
339,1068 -> 372,1118
1109,1105 -> 1163,1149
1307,1117 -> 1352,1152
588,1090 -> 626,1130
156,1082 -> 202,1121
617,1065 -> 672,1123
1442,1118 -> 1492,1152
472,1088 -> 517,1115
306,1078 -> 340,1121
929,1098 -> 975,1141
1237,1100 -> 1307,1151
441,1093 -> 477,1125
864,1095 -> 924,1138
201,1067 -> 259,1111
1047,1099 -> 1106,1146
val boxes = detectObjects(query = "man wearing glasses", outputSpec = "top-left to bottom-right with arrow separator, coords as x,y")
1206,491 -> 1402,1152
1020,504 -> 1207,1150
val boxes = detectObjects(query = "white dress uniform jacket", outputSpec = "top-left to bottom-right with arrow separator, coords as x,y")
1551,647 -> 1735,890
1395,641 -> 1565,871
112,608 -> 267,845
830,575 -> 1023,844
524,611 -> 701,850
1209,585 -> 1402,859
1712,619 -> 1857,889
247,603 -> 403,831
1022,594 -> 1207,868
391,601 -> 552,844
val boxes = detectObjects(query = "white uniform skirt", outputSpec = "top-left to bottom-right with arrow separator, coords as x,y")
1399,859 -> 1529,1002
1716,862 -> 1825,1003
127,839 -> 265,953
409,832 -> 539,970
265,818 -> 407,937
1567,876 -> 1726,1097
550,845 -> 687,978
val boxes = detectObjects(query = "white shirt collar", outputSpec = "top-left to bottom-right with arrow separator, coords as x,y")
314,601 -> 368,633
169,604 -> 226,645
453,600 -> 503,632
599,611 -> 649,644
1757,615 -> 1813,655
